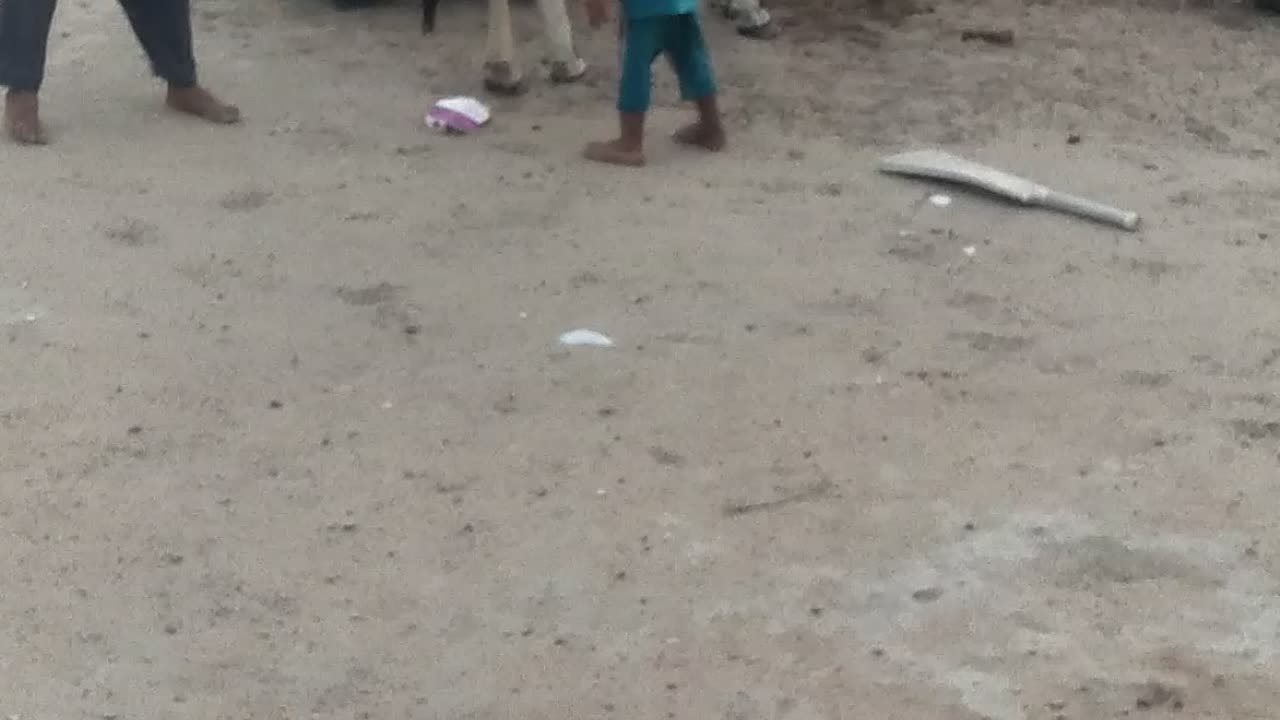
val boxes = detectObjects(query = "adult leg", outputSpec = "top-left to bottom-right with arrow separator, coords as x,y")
0,0 -> 56,92
483,0 -> 525,95
117,0 -> 239,123
534,0 -> 584,83
667,14 -> 724,151
0,0 -> 58,143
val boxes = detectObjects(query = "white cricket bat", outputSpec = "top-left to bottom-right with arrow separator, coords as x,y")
879,149 -> 1141,232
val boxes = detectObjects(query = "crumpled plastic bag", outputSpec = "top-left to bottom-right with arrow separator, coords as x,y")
425,96 -> 491,134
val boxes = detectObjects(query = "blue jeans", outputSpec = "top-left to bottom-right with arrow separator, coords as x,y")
618,13 -> 717,114
0,0 -> 198,92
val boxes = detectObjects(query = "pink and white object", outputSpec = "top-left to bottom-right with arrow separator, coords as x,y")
425,96 -> 491,134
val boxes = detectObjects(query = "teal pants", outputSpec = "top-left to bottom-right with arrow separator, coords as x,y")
618,13 -> 717,114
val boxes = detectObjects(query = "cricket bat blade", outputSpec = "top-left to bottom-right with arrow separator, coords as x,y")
879,149 -> 1140,231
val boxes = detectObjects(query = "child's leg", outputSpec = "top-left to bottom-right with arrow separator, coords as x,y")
666,13 -> 725,151
584,16 -> 659,166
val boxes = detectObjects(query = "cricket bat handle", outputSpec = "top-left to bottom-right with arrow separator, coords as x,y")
1035,188 -> 1141,231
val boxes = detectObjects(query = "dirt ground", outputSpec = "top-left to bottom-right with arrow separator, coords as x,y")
3,0 -> 1280,717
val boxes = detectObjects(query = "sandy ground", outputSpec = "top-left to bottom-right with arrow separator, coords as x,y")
3,0 -> 1280,717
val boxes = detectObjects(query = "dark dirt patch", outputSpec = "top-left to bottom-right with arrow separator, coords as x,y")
1121,370 -> 1172,388
723,480 -> 833,517
1228,418 -> 1280,441
219,188 -> 273,212
949,331 -> 1033,353
649,446 -> 687,467
1135,681 -> 1184,710
104,217 -> 160,247
911,586 -> 944,602
336,282 -> 403,306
